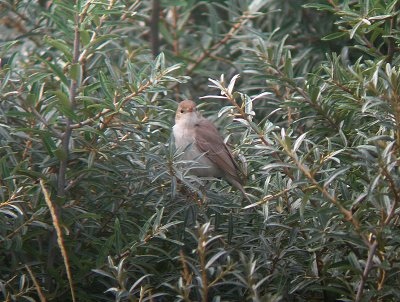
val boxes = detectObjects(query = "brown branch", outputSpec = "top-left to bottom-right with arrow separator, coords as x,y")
0,3 -> 43,46
150,0 -> 161,57
331,79 -> 357,96
2,213 -> 39,242
172,6 -> 179,56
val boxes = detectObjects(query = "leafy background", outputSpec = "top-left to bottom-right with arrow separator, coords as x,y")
1,0 -> 399,301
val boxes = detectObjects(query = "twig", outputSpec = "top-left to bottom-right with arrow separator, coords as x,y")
65,172 -> 87,192
327,0 -> 337,8
178,249 -> 192,301
40,179 -> 76,302
2,214 -> 39,241
244,187 -> 293,208
25,265 -> 47,302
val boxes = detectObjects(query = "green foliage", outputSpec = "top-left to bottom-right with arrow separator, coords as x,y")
1,0 -> 399,301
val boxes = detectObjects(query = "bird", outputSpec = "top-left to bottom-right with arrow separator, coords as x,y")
173,100 -> 249,200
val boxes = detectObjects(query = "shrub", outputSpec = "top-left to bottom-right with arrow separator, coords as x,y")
1,0 -> 399,301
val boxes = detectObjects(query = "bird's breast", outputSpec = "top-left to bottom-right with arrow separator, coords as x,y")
173,122 -> 195,149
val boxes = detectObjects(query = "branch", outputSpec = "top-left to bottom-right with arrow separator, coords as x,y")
78,0 -> 116,63
381,159 -> 400,225
25,265 -> 47,302
258,50 -> 339,130
244,187 -> 300,209
355,240 -> 378,302
57,13 -> 80,198
186,14 -> 252,76
41,179 -> 76,302
284,144 -> 361,231
150,0 -> 161,57
216,83 -> 295,180
172,6 -> 179,56
70,72 -> 166,129
7,81 -> 63,139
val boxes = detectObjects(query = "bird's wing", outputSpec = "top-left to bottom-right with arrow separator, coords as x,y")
194,119 -> 242,183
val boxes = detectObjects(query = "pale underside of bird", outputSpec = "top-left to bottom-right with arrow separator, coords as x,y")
173,100 -> 249,200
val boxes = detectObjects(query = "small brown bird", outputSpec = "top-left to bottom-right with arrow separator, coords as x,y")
173,100 -> 248,199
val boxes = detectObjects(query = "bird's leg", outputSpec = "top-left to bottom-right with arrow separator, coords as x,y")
187,188 -> 204,206
191,179 -> 207,206
198,184 -> 208,205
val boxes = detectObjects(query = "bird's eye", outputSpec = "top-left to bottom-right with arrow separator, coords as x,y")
180,109 -> 184,113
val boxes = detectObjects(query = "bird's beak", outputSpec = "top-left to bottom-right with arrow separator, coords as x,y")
188,108 -> 193,112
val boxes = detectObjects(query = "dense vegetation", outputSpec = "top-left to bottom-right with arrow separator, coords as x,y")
1,0 -> 399,301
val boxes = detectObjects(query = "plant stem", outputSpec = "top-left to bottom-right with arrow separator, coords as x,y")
355,240 -> 378,302
57,13 -> 80,198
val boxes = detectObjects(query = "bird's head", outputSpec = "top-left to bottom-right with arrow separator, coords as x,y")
175,100 -> 200,123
